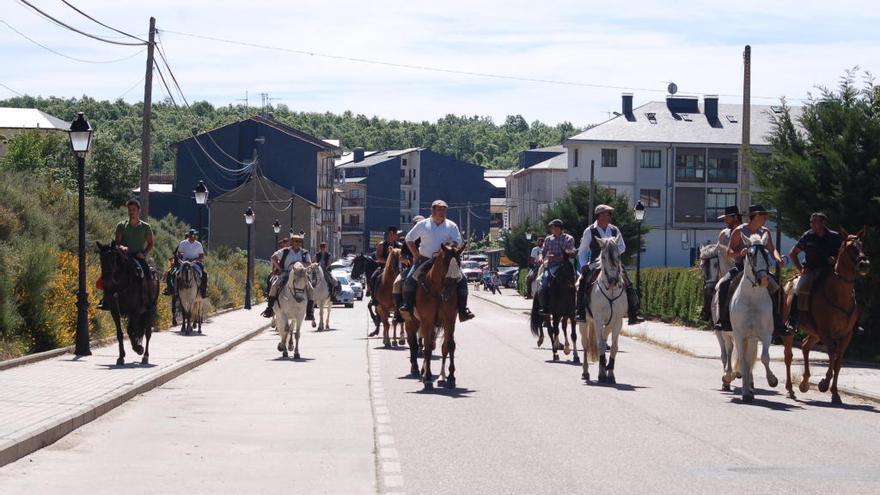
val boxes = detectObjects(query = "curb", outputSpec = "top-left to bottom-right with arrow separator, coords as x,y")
471,292 -> 531,314
0,320 -> 269,468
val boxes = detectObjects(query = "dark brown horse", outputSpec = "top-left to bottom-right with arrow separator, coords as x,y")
782,229 -> 871,404
530,250 -> 579,363
97,242 -> 159,365
374,248 -> 405,347
413,242 -> 466,389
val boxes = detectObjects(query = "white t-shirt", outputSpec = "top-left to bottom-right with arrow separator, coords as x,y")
177,240 -> 204,261
405,217 -> 463,258
530,246 -> 542,260
273,248 -> 310,271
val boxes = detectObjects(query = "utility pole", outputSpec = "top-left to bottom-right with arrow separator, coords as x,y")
139,17 -> 156,218
740,45 -> 752,213
289,190 -> 295,232
467,202 -> 472,241
251,137 -> 264,292
588,159 -> 596,222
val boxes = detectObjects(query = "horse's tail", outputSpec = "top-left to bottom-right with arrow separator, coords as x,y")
530,297 -> 541,338
586,320 -> 599,362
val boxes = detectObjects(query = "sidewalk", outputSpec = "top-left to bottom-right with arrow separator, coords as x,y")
472,289 -> 880,403
0,304 -> 268,467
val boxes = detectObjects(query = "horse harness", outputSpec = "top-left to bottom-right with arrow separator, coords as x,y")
594,270 -> 625,327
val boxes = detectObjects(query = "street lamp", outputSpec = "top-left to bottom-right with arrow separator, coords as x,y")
244,206 -> 255,310
273,219 -> 281,248
526,230 -> 533,241
634,200 -> 645,299
193,180 -> 208,244
69,112 -> 93,356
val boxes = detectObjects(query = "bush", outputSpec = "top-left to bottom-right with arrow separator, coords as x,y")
639,267 -> 706,328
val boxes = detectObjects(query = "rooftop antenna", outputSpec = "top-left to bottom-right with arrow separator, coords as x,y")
667,82 -> 679,95
236,91 -> 249,118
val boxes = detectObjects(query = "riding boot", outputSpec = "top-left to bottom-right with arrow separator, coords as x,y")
171,296 -> 178,326
200,272 -> 208,299
716,278 -> 731,331
392,293 -> 403,323
97,296 -> 110,311
305,300 -> 315,321
787,297 -> 799,330
626,286 -> 643,326
261,297 -> 277,318
162,272 -> 173,296
575,276 -> 588,322
457,281 -> 475,322
770,287 -> 788,335
399,283 -> 416,321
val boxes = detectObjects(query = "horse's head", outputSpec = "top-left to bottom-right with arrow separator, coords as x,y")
177,261 -> 197,288
439,242 -> 466,281
351,254 -> 366,279
742,233 -> 771,288
597,236 -> 622,287
95,241 -> 128,290
289,262 -> 310,302
305,263 -> 322,286
386,248 -> 402,273
699,243 -> 721,282
839,228 -> 871,277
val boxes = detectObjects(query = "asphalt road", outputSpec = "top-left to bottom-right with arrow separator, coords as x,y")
1,297 -> 879,494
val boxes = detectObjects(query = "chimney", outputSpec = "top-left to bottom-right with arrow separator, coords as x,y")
621,93 -> 634,121
704,95 -> 719,123
353,147 -> 365,163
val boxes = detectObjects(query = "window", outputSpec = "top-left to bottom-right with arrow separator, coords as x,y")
401,215 -> 407,224
400,191 -> 407,201
674,187 -> 706,223
601,148 -> 617,168
675,148 -> 706,181
574,148 -> 579,168
706,188 -> 737,220
640,189 -> 661,208
402,158 -> 408,167
640,150 -> 662,169
707,148 -> 738,182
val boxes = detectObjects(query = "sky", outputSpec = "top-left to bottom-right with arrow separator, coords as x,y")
2,0 -> 879,127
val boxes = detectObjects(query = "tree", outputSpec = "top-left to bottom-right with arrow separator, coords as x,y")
87,132 -> 140,206
0,131 -> 76,189
502,221 -> 539,268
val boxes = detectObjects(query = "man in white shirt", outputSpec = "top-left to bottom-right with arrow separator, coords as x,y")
398,200 -> 475,322
525,236 -> 545,298
574,204 -> 641,325
262,233 -> 313,320
164,229 -> 207,298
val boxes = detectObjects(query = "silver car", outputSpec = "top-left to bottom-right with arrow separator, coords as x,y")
332,272 -> 355,308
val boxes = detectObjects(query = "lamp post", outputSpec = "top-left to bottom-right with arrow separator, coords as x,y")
69,112 -> 93,356
526,230 -> 533,241
193,180 -> 208,243
273,219 -> 281,248
244,206 -> 255,310
634,200 -> 645,299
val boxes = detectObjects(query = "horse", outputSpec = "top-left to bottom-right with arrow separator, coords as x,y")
351,253 -> 381,337
413,242 -> 466,390
96,241 -> 159,366
726,232 -> 779,402
580,236 -> 627,384
373,248 -> 405,347
275,262 -> 311,359
530,251 -> 579,363
175,261 -> 203,335
306,263 -> 333,331
699,242 -> 741,391
782,228 -> 870,404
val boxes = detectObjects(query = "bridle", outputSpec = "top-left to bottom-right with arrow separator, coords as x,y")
596,240 -> 625,326
834,238 -> 868,284
744,243 -> 771,288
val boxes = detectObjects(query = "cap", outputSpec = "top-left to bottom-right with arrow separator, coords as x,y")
412,215 -> 426,222
290,233 -> 304,241
548,218 -> 563,228
187,228 -> 198,235
748,204 -> 769,216
594,204 -> 615,215
431,200 -> 448,208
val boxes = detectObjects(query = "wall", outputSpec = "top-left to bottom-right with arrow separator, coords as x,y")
417,150 -> 490,239
364,158 -> 401,244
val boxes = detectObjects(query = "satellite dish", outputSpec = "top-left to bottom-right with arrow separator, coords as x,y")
667,82 -> 678,95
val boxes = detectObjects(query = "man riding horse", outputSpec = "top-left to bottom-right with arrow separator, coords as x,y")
398,200 -> 475,322
537,219 -> 575,316
98,198 -> 154,310
701,205 -> 743,322
715,204 -> 786,333
393,215 -> 424,324
786,212 -> 842,331
369,226 -> 401,303
574,204 -> 641,325
315,241 -> 340,298
262,232 -> 315,321
163,229 -> 208,298
525,236 -> 545,298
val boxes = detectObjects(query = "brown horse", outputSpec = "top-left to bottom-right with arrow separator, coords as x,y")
414,242 -> 465,390
374,248 -> 405,347
782,228 -> 871,404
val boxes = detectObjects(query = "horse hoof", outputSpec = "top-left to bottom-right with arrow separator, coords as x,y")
277,342 -> 285,352
572,356 -> 581,364
197,329 -> 202,335
722,383 -> 731,392
607,375 -> 616,385
799,381 -> 810,393
294,352 -> 301,360
788,390 -> 797,400
536,334 -> 544,348
141,356 -> 149,365
564,344 -> 571,355
444,378 -> 456,389
116,357 -> 125,366
132,344 -> 144,355
368,330 -> 379,337
735,372 -> 742,379
282,350 -> 288,358
312,322 -> 317,328
423,380 -> 434,390
398,339 -> 406,346
743,393 -> 754,403
818,379 -> 830,393
383,340 -> 391,348
410,366 -> 419,376
831,393 -> 843,405
767,375 -> 779,388
552,354 -> 559,362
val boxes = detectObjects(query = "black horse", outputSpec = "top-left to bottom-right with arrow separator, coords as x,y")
351,253 -> 382,336
531,250 -> 579,363
97,242 -> 159,365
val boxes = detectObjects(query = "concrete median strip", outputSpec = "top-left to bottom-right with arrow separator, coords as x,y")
0,305 -> 269,468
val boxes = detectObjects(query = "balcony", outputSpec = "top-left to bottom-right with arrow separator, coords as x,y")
341,223 -> 364,232
341,199 -> 365,208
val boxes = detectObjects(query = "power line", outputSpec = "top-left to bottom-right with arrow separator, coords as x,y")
59,0 -> 146,42
1,19 -> 145,64
17,0 -> 145,46
159,28 -> 802,101
115,74 -> 145,100
0,82 -> 24,96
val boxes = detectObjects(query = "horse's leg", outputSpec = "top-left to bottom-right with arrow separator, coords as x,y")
737,334 -> 753,402
579,322 -> 590,381
367,302 -> 380,337
799,334 -> 815,393
761,332 -> 778,388
721,333 -> 735,391
141,311 -> 152,365
379,307 -> 391,347
406,321 -> 419,376
278,315 -> 288,355
111,310 -> 126,366
607,323 -> 621,385
830,333 -> 853,405
818,340 -> 836,394
783,334 -> 795,399
570,318 -> 580,364
596,319 -> 607,383
421,322 -> 435,389
562,317 -> 571,356
440,336 -> 448,383
293,320 -> 301,360
550,316 -> 559,361
446,331 -> 457,388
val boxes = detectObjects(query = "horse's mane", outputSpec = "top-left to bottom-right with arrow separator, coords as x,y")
383,248 -> 401,278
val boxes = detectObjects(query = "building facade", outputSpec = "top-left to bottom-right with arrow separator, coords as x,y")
506,146 -> 568,230
0,107 -> 69,159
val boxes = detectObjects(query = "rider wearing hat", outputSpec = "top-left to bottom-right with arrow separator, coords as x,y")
163,228 -> 207,298
537,218 -> 576,316
262,232 -> 314,320
315,241 -> 341,297
716,204 -> 786,332
787,212 -> 842,330
369,226 -> 402,305
574,204 -> 640,325
393,215 -> 425,323
701,205 -> 743,322
398,200 -> 475,322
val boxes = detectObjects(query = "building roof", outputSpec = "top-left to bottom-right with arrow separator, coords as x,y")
336,150 -> 398,169
341,177 -> 367,184
0,107 -> 69,131
485,177 -> 508,189
490,197 -> 507,207
213,174 -> 319,208
511,151 -> 568,177
484,169 -> 514,178
566,100 -> 801,146
178,115 -> 340,152
132,183 -> 174,193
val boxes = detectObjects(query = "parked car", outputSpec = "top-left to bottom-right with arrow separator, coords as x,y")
497,266 -> 519,288
460,260 -> 483,282
328,261 -> 351,273
331,273 -> 355,308
348,279 -> 364,300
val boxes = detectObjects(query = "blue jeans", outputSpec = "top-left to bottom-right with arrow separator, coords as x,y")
540,262 -> 562,293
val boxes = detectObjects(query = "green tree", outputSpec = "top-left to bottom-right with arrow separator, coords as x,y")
502,221 -> 539,267
0,131 -> 76,189
87,132 -> 140,206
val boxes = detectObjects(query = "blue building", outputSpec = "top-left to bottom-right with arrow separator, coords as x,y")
336,148 -> 491,254
148,115 -> 341,253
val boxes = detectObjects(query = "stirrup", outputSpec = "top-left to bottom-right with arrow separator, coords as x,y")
458,309 -> 475,322
261,307 -> 274,318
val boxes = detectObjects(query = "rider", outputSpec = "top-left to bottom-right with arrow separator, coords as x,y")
786,212 -> 842,330
369,226 -> 401,306
525,237 -> 545,298
261,232 -> 314,321
701,205 -> 742,322
315,241 -> 341,297
538,219 -> 575,316
99,198 -> 154,310
716,204 -> 786,332
574,205 -> 641,325
394,215 -> 425,323
163,229 -> 207,299
398,200 -> 475,322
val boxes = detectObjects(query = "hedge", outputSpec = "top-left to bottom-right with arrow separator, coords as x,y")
638,267 -> 706,327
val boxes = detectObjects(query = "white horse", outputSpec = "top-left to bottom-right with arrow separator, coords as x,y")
700,243 -> 741,391
176,261 -> 202,335
306,264 -> 332,331
727,233 -> 779,402
580,236 -> 627,384
275,262 -> 311,359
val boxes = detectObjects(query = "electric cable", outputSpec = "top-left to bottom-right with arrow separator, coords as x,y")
17,0 -> 146,46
